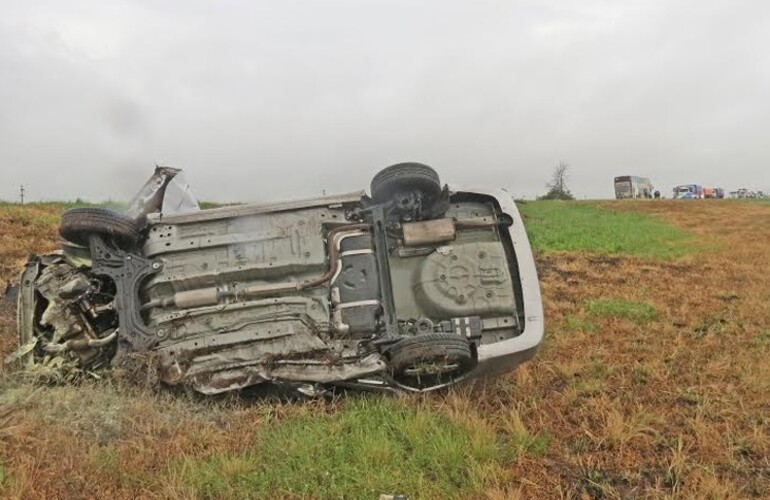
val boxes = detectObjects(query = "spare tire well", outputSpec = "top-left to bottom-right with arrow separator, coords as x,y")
385,332 -> 476,389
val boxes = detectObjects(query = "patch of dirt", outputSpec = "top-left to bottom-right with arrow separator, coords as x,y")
586,254 -> 625,267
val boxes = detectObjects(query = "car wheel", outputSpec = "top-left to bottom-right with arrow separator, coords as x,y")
59,207 -> 141,249
370,162 -> 442,206
387,332 -> 475,389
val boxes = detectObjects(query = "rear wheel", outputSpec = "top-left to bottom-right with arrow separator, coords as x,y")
387,332 -> 475,389
59,208 -> 141,249
371,162 -> 442,208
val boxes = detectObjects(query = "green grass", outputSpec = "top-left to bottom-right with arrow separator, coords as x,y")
564,315 -> 598,333
518,201 -> 694,258
585,298 -> 658,324
172,396 -> 514,498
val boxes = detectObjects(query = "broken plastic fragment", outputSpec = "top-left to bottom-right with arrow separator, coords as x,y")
4,338 -> 38,365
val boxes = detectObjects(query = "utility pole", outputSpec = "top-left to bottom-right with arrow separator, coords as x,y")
20,185 -> 25,204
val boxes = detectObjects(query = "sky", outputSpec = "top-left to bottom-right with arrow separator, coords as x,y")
1,0 -> 768,203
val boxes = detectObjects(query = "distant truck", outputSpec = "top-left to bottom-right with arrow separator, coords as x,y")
673,184 -> 704,199
704,187 -> 725,199
614,176 -> 654,199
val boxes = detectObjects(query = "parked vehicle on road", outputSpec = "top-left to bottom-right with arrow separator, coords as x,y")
614,176 -> 654,199
703,187 -> 725,199
731,188 -> 763,199
11,164 -> 544,395
673,184 -> 704,199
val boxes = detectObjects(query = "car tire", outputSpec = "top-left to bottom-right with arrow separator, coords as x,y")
387,332 -> 475,388
59,207 -> 141,249
370,162 -> 442,205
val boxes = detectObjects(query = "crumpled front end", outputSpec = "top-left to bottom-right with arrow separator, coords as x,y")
10,249 -> 389,393
11,253 -> 120,379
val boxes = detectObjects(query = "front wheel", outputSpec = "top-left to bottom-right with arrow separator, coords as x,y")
59,208 -> 141,250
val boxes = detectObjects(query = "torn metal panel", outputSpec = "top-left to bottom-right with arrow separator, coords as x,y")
125,165 -> 200,219
184,353 -> 387,395
15,258 -> 40,367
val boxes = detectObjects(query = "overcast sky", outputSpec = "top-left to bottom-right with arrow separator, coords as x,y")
1,0 -> 768,202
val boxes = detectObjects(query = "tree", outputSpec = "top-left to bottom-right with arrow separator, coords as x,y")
538,161 -> 574,200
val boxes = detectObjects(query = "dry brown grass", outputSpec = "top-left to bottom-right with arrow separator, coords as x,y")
1,200 -> 768,498
1,203 -> 61,377
0,204 -> 60,284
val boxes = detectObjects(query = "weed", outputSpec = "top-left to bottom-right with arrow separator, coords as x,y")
692,316 -> 729,337
731,435 -> 756,460
676,388 -> 705,406
569,437 -> 591,454
521,432 -> 552,457
663,437 -> 687,493
89,446 -> 120,473
590,359 -> 613,380
585,298 -> 658,324
750,330 -> 770,348
631,363 -> 649,386
576,464 -> 621,499
588,408 -> 657,450
499,406 -> 552,457
569,378 -> 604,395
715,291 -> 740,301
564,315 -> 597,333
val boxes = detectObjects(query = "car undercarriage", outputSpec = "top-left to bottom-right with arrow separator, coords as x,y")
11,163 -> 544,395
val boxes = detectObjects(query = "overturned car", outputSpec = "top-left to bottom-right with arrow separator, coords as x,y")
12,163 -> 543,394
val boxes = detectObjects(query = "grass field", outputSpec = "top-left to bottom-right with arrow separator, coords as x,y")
517,201 -> 698,258
1,199 -> 769,498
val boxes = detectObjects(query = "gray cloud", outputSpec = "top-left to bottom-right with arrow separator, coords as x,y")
1,0 -> 768,202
